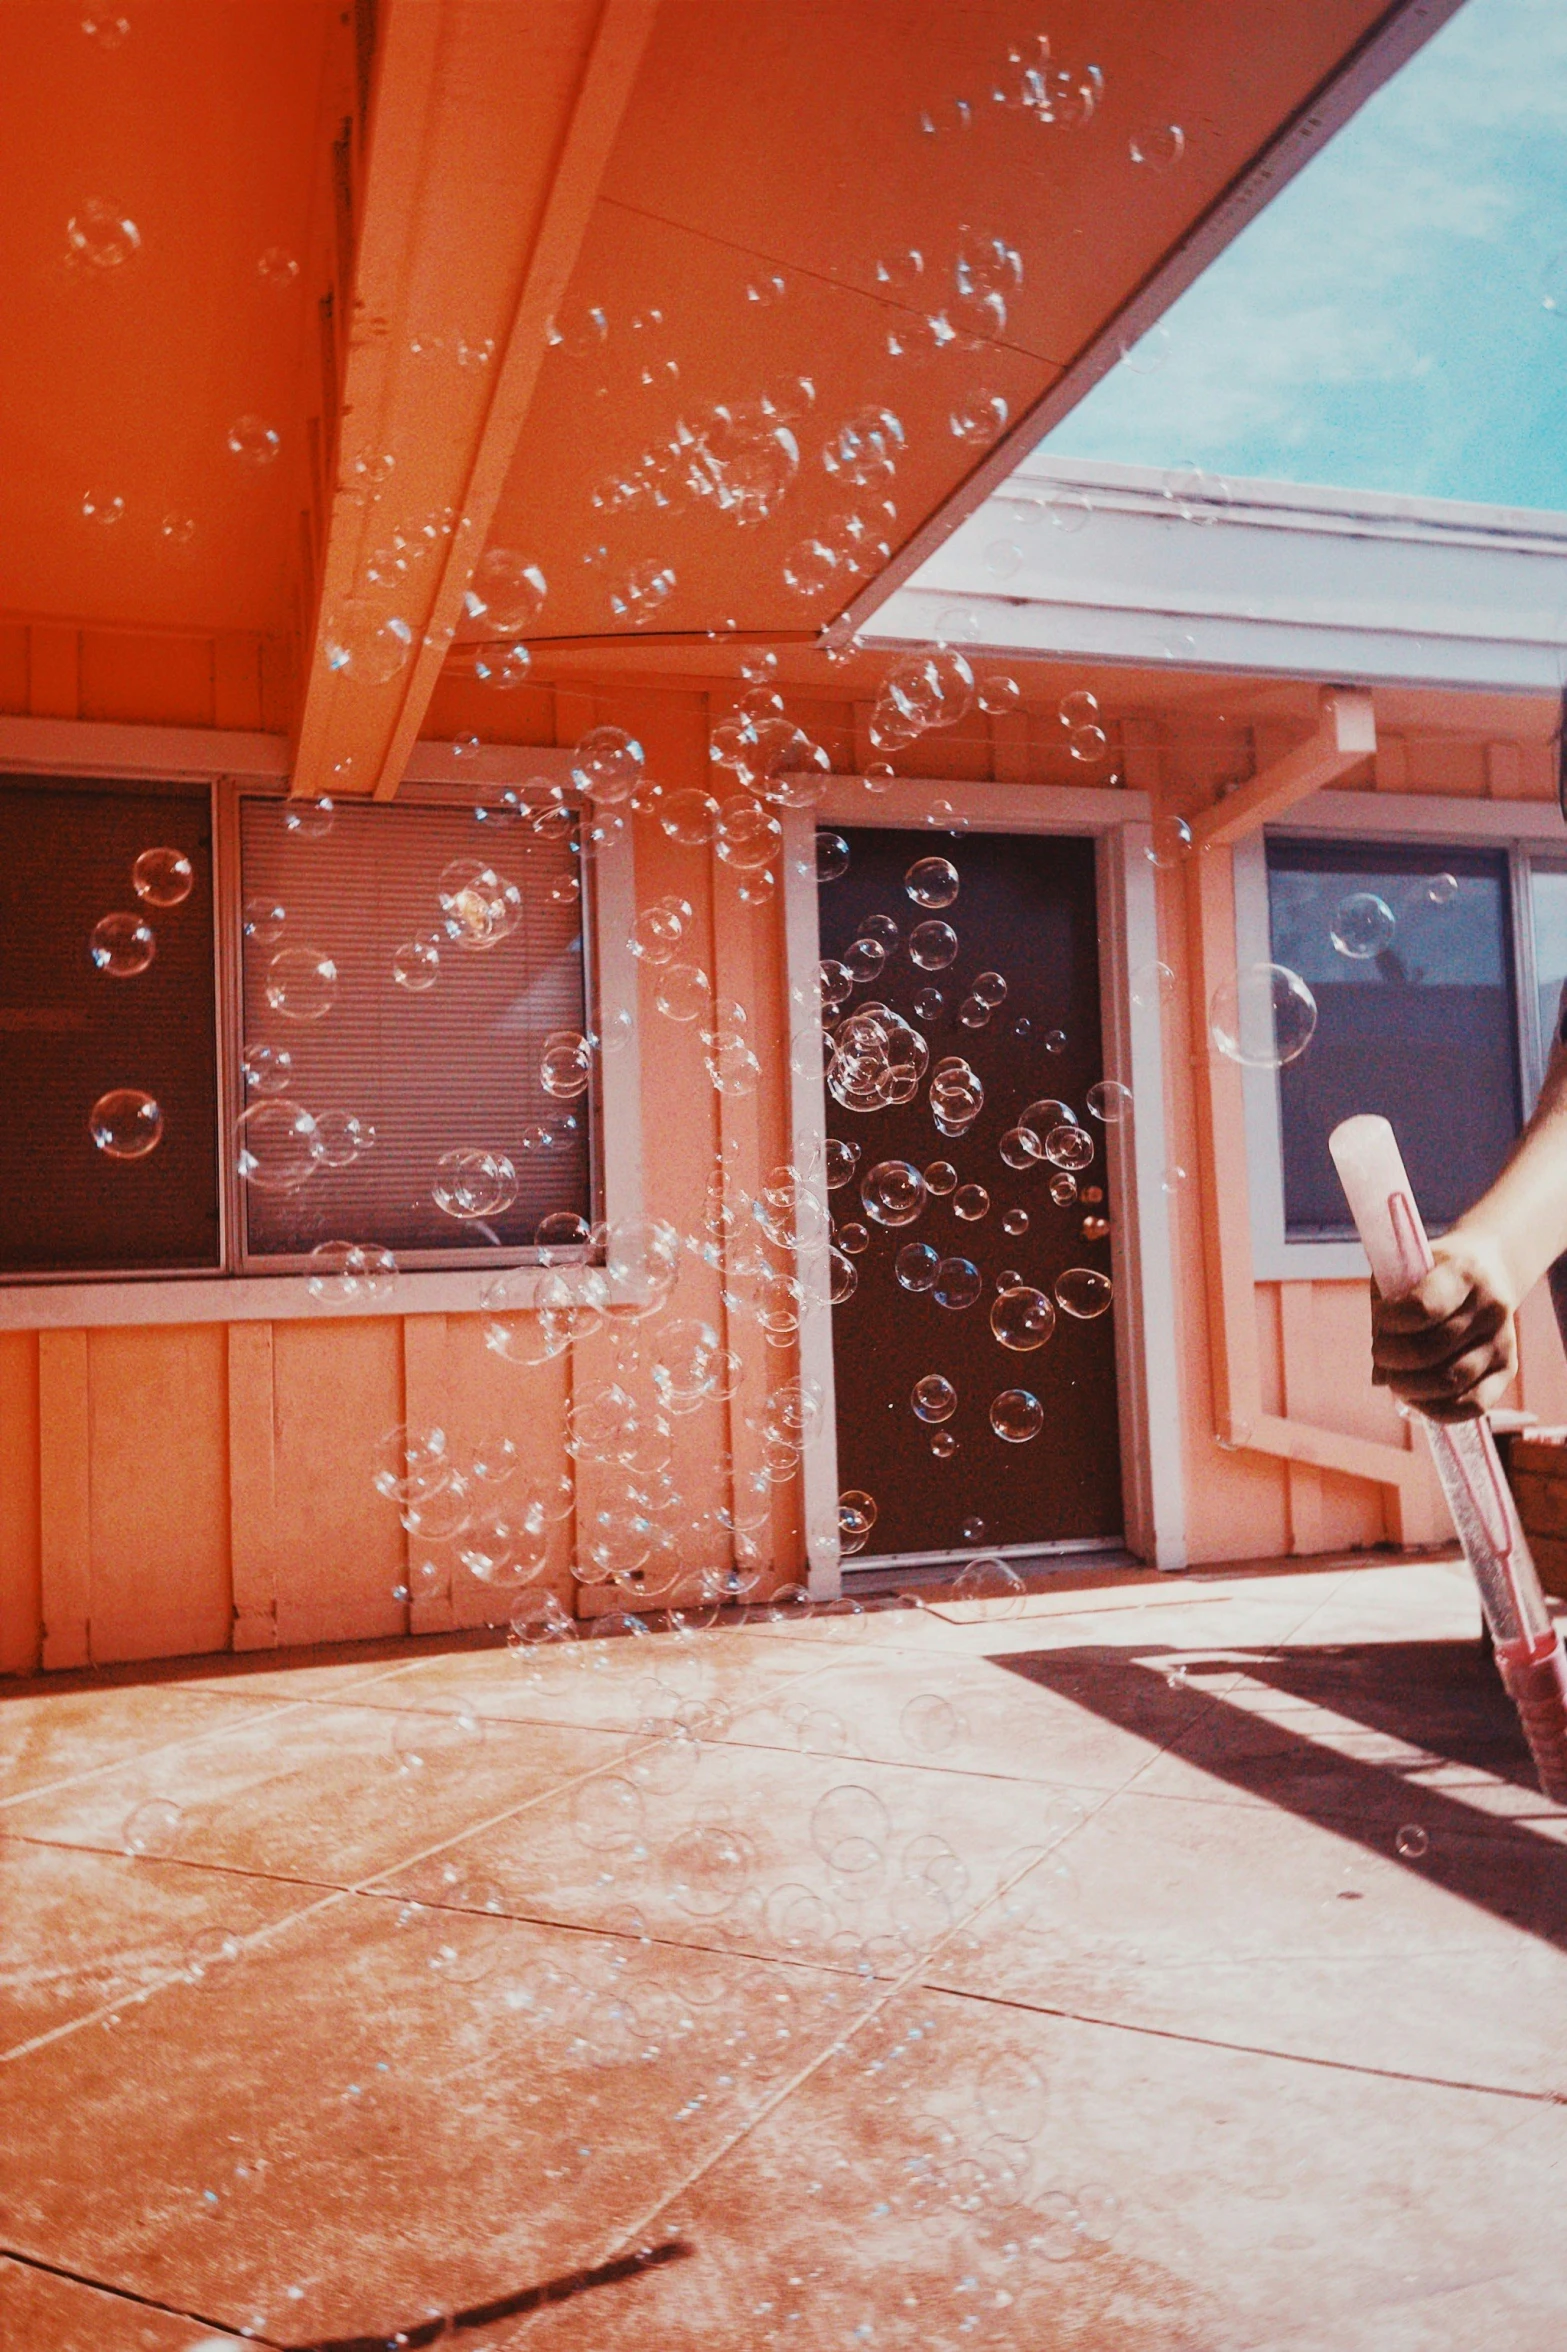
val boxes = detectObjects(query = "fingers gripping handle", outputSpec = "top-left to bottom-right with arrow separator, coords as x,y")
1328,1115 -> 1567,1805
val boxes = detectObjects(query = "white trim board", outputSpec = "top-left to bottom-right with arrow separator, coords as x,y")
785,779 -> 1186,1584
868,457 -> 1567,694
0,716 -> 575,792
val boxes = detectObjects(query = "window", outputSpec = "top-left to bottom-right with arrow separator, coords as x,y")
237,796 -> 593,1266
1527,862 -> 1567,1091
1266,839 -> 1519,1242
0,779 -> 220,1277
0,773 -> 600,1291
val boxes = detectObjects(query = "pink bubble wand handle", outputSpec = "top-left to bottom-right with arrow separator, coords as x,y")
1329,1115 -> 1567,1803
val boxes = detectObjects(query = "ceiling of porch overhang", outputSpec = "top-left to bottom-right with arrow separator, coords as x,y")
0,0 -> 350,639
484,0 -> 1425,651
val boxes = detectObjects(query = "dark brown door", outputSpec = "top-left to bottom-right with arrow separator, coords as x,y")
818,826 -> 1121,1561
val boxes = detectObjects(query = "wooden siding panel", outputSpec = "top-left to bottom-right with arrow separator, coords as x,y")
85,1325 -> 231,1663
0,1330 -> 41,1673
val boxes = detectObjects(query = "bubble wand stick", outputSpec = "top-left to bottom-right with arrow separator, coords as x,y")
1329,1115 -> 1567,1801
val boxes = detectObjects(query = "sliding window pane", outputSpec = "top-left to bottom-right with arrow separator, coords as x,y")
0,781 -> 219,1277
1266,840 -> 1518,1240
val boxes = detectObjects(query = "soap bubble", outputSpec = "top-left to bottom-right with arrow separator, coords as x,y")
1395,1824 -> 1429,1860
226,414 -> 281,467
905,855 -> 960,908
131,847 -> 192,907
1086,1078 -> 1133,1123
236,1100 -> 323,1191
1146,814 -> 1192,870
629,903 -> 684,966
312,1110 -> 374,1167
242,898 -> 285,946
991,1389 -> 1044,1442
1081,1213 -> 1110,1241
433,1147 -> 518,1220
571,725 -> 643,804
1001,1208 -> 1029,1237
1130,122 -> 1186,170
1044,1028 -> 1067,1054
439,859 -> 524,950
392,935 -> 441,991
67,197 -> 140,267
90,911 -> 155,976
121,1798 -> 183,1856
654,963 -> 710,1024
540,1030 -> 593,1099
895,1242 -> 941,1292
265,946 -> 337,1022
1044,1123 -> 1094,1172
1130,959 -> 1176,1010
1330,891 -> 1395,961
282,797 -> 335,840
467,549 -> 547,632
990,1286 -> 1057,1351
653,789 -> 716,847
811,1784 -> 891,1874
953,1555 -> 1026,1613
909,921 -> 958,971
89,1088 -> 163,1160
912,985 -> 945,1023
817,832 -> 850,882
323,602 -> 413,683
1049,1172 -> 1078,1207
952,1183 -> 989,1221
950,389 -> 1009,444
957,993 -> 991,1030
1426,872 -> 1459,906
307,1241 -> 396,1303
838,1489 -> 878,1553
924,1160 -> 958,1195
861,1160 -> 927,1225
816,1139 -> 859,1199
1209,963 -> 1317,1068
912,1373 -> 958,1423
933,1257 -> 982,1311
845,936 -> 887,982
665,1822 -> 755,1916
241,1042 -> 292,1095
1055,1267 -> 1114,1319
999,1127 -> 1041,1170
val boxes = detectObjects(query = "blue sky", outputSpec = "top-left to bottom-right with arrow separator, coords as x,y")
1041,0 -> 1567,511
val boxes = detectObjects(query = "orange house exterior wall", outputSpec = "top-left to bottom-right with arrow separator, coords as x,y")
2,636 -> 1563,1670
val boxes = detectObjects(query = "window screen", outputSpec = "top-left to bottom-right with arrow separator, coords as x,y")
0,780 -> 220,1277
238,798 -> 593,1262
1267,839 -> 1519,1241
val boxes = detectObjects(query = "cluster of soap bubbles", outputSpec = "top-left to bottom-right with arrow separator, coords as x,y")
808,846 -> 1125,1482
85,844 -> 197,1161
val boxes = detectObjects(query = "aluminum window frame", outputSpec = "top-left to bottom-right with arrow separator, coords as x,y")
0,733 -> 645,1327
1241,788 -> 1567,1281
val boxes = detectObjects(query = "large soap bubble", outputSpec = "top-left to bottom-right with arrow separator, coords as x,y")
1209,962 -> 1317,1069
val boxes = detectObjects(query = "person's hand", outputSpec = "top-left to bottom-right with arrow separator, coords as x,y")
1371,1225 -> 1519,1422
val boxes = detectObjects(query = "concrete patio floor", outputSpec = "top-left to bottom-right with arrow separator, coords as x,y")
2,1552 -> 1566,2350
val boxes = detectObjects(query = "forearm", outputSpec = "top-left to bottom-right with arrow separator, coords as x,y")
1455,1032 -> 1567,1303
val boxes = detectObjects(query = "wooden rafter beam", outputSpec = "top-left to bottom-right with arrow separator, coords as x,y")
289,0 -> 660,801
1189,688 -> 1376,852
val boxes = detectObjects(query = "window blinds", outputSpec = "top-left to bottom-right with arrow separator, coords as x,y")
238,797 -> 593,1263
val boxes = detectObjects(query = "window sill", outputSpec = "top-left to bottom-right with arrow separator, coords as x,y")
0,1264 -> 628,1330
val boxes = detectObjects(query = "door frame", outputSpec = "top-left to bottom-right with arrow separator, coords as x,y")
782,778 -> 1187,1595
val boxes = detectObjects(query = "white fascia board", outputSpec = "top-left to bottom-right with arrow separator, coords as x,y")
868,462 -> 1567,695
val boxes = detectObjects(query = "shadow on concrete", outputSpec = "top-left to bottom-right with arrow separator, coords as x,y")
997,1637 -> 1567,1951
